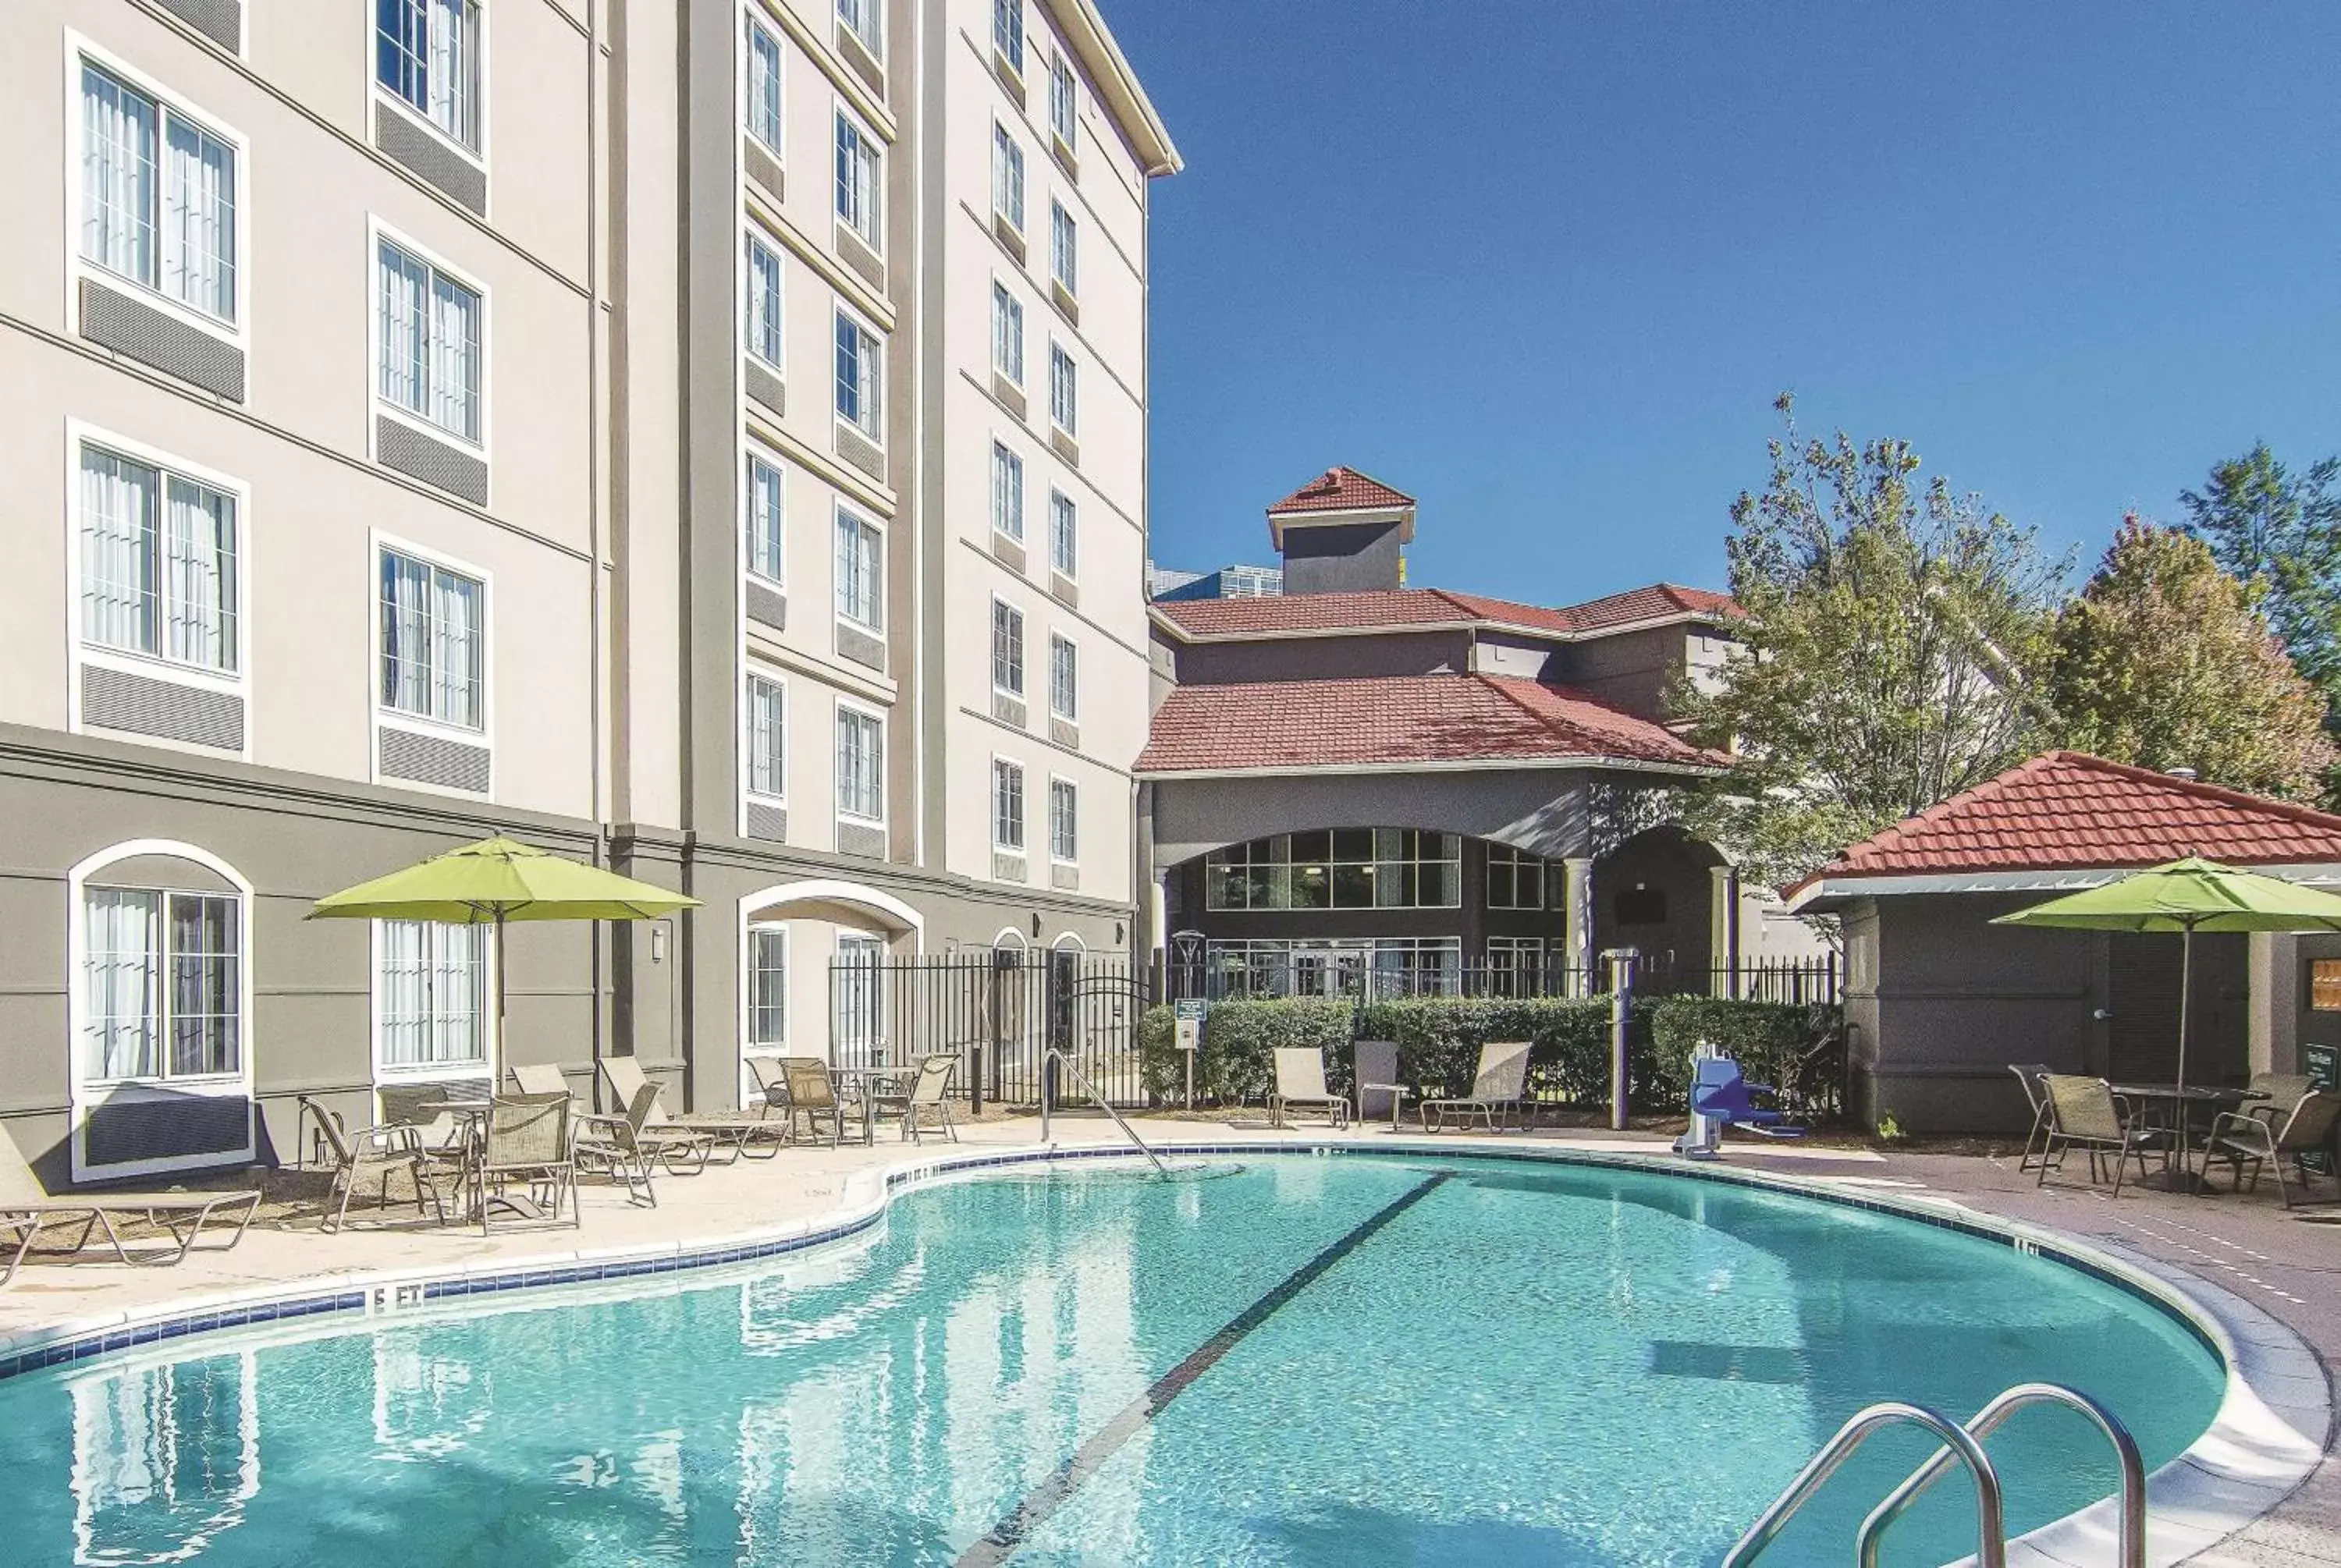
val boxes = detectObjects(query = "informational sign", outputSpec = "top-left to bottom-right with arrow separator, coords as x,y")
1174,998 -> 1206,1050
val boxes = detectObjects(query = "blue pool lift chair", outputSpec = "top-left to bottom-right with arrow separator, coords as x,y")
1675,1054 -> 1805,1158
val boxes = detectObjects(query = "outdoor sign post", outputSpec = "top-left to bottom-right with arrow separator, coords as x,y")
1174,998 -> 1206,1112
1603,948 -> 1639,1131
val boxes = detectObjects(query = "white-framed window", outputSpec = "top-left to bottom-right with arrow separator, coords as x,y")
992,757 -> 1025,851
744,669 -> 786,800
1050,200 -> 1076,296
78,441 -> 240,676
992,0 -> 1023,76
1048,488 -> 1076,579
1048,342 -> 1076,436
1050,53 -> 1077,151
991,441 -> 1024,541
379,545 -> 485,730
837,0 -> 883,61
377,234 -> 483,445
991,123 -> 1025,236
375,920 -> 488,1073
744,449 -> 786,584
1049,632 -> 1077,720
833,929 -> 882,1055
81,884 -> 241,1083
745,12 -> 783,153
835,107 -> 881,248
837,703 -> 885,821
991,281 -> 1025,386
1487,845 -> 1547,910
77,56 -> 241,328
375,0 -> 482,154
1049,776 -> 1077,863
834,307 -> 883,438
746,925 -> 787,1048
991,598 -> 1025,696
834,505 -> 882,630
744,227 -> 783,368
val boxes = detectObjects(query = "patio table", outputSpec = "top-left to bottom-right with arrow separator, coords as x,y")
828,1066 -> 915,1146
1358,1081 -> 1413,1132
2112,1083 -> 2267,1193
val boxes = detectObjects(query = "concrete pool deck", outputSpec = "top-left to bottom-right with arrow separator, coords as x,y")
4,1114 -> 2339,1565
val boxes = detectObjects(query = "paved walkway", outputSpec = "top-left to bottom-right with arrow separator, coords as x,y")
7,1116 -> 2339,1564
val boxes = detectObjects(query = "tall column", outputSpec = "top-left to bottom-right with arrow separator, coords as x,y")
1709,865 -> 1739,998
1562,857 -> 1593,996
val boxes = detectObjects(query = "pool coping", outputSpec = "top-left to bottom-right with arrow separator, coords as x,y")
0,1137 -> 2325,1567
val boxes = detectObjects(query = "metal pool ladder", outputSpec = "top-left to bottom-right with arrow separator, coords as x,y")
1040,1048 -> 1170,1176
1723,1382 -> 2145,1568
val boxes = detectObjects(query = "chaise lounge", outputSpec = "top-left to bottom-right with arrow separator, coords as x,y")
2,1132 -> 261,1288
1421,1041 -> 1532,1133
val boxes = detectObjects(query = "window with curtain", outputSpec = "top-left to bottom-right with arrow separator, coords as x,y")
745,672 -> 786,799
83,885 -> 240,1083
991,600 -> 1025,695
378,239 -> 482,443
1048,488 -> 1076,579
991,125 -> 1024,234
1048,344 -> 1076,435
746,16 -> 783,151
835,110 -> 880,247
1050,201 -> 1077,296
837,0 -> 882,60
834,509 -> 882,629
375,919 -> 486,1071
992,0 -> 1023,73
1049,633 -> 1077,719
747,928 -> 787,1048
744,230 -> 783,368
833,931 -> 882,1055
991,282 -> 1025,385
1050,55 -> 1077,150
991,442 -> 1023,540
376,0 -> 481,152
80,61 -> 239,325
80,444 -> 239,675
837,708 -> 884,821
833,310 -> 882,437
992,759 -> 1025,850
379,548 -> 485,729
1050,778 -> 1077,862
745,451 -> 785,583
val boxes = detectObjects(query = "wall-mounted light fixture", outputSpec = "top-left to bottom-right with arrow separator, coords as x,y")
651,926 -> 668,963
1031,911 -> 1043,938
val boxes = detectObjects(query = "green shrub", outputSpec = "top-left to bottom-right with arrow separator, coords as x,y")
1647,995 -> 1844,1119
1139,997 -> 1355,1102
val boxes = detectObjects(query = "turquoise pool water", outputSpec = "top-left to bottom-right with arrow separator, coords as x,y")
0,1155 -> 2223,1567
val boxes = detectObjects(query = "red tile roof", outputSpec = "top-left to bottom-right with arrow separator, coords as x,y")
1787,750 -> 2341,897
1152,582 -> 1741,639
1560,582 -> 1742,632
1135,673 -> 1721,775
1266,466 -> 1417,516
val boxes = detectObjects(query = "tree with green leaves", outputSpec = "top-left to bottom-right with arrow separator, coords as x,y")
2180,442 -> 2341,708
1672,396 -> 2067,889
2044,518 -> 2335,799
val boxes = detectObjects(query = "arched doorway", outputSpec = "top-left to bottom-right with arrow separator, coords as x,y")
1590,826 -> 1726,992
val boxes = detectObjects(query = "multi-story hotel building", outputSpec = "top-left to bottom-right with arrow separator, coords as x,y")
0,0 -> 1177,1185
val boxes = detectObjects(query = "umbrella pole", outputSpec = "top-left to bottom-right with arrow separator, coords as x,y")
2174,920 -> 2194,1185
496,908 -> 508,1087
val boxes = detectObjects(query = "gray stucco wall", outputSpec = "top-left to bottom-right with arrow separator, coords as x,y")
1279,520 -> 1405,594
1551,624 -> 1686,723
1174,630 -> 1466,686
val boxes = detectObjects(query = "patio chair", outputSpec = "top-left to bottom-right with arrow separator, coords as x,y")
2205,1091 -> 2341,1208
780,1058 -> 854,1146
573,1082 -> 716,1205
871,1053 -> 963,1144
746,1056 -> 792,1117
1,1129 -> 261,1287
467,1092 -> 579,1235
1270,1047 -> 1352,1130
2009,1063 -> 2055,1172
1422,1041 -> 1532,1133
2036,1075 -> 2163,1196
2243,1074 -> 2316,1129
1353,1039 -> 1405,1126
299,1095 -> 436,1233
600,1055 -> 787,1162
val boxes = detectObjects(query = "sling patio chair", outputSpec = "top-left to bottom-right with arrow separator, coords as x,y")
2,1130 -> 261,1287
1421,1041 -> 1533,1133
2243,1074 -> 2316,1129
600,1055 -> 787,1162
870,1053 -> 964,1144
2008,1063 -> 2055,1172
573,1082 -> 717,1205
461,1091 -> 579,1236
779,1058 -> 859,1146
2205,1090 -> 2341,1209
2036,1075 -> 2164,1197
1270,1047 -> 1352,1130
298,1094 -> 440,1233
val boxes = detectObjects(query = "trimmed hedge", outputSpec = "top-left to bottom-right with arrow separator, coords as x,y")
1139,993 -> 1844,1119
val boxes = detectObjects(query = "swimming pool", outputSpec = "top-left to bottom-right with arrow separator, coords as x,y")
0,1153 -> 2226,1567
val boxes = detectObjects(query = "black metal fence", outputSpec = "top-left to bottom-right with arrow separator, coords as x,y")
1161,953 -> 1841,1007
829,952 -> 1149,1109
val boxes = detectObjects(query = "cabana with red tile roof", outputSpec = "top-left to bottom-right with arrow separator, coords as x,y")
1786,750 -> 2341,1131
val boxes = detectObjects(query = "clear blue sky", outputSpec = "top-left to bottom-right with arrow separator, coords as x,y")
1098,1 -> 2341,601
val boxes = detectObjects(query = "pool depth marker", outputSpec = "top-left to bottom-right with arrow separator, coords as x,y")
957,1170 -> 1452,1566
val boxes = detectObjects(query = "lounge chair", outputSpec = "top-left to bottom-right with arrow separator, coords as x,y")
509,1062 -> 572,1099
2205,1091 -> 2341,1208
1352,1039 -> 1405,1127
466,1092 -> 579,1235
2008,1063 -> 2054,1172
1689,1055 -> 1804,1140
1421,1041 -> 1532,1133
574,1082 -> 716,1205
871,1053 -> 962,1144
780,1058 -> 855,1146
600,1055 -> 787,1162
1,1129 -> 261,1286
299,1095 -> 438,1233
1270,1047 -> 1352,1130
2037,1075 -> 2162,1196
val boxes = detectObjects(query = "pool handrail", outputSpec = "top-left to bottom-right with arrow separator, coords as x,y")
1040,1048 -> 1170,1177
1855,1382 -> 2144,1568
1723,1400 -> 2006,1568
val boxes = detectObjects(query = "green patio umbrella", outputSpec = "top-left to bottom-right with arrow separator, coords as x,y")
310,835 -> 698,1074
1994,857 -> 2341,1188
